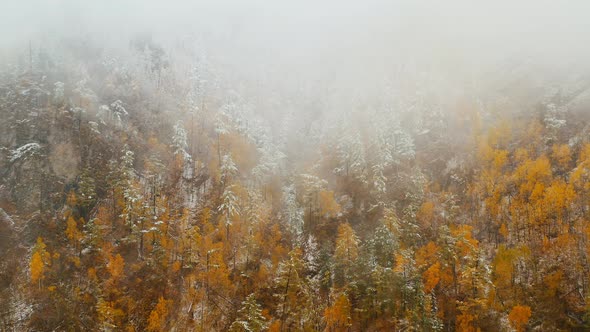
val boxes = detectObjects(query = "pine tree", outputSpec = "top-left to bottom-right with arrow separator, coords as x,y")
229,294 -> 268,332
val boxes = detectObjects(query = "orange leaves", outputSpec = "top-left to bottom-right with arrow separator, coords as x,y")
456,312 -> 478,332
334,223 -> 359,263
580,143 -> 590,163
543,180 -> 575,214
416,241 -> 439,267
476,121 -> 510,171
423,262 -> 441,293
318,190 -> 341,218
487,120 -> 511,148
107,253 -> 125,281
30,251 -> 45,286
492,245 -> 516,289
451,225 -> 478,256
492,149 -> 509,170
551,144 -> 571,168
508,305 -> 531,332
197,237 -> 233,293
393,253 -> 407,274
267,320 -> 281,332
30,237 -> 50,287
513,155 -> 552,199
529,182 -> 545,202
66,189 -> 78,207
324,293 -> 352,332
87,267 -> 98,282
499,223 -> 508,239
220,132 -> 258,173
147,296 -> 172,331
417,201 -> 435,227
569,144 -> 590,193
171,260 -> 181,273
543,270 -> 563,298
416,241 -> 441,293
97,298 -> 125,330
527,156 -> 552,183
65,216 -> 83,246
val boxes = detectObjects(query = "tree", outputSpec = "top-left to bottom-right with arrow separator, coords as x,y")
147,296 -> 172,331
324,293 -> 351,332
273,249 -> 313,331
509,305 -> 531,332
334,223 -> 359,263
30,237 -> 50,289
281,184 -> 304,236
65,215 -> 83,253
229,294 -> 268,332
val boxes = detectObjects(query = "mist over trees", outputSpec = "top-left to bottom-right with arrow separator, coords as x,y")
2,1 -> 590,331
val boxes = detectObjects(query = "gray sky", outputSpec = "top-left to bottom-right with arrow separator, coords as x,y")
1,0 -> 589,97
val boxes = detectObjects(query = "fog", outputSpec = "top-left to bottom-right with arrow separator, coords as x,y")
3,1 -> 590,83
2,1 -> 590,133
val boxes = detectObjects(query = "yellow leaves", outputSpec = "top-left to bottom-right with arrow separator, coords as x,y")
514,148 -> 529,163
492,245 -> 516,288
97,298 -> 124,329
423,262 -> 441,293
382,208 -> 400,235
529,182 -> 545,202
499,223 -> 508,239
526,155 -> 552,184
107,253 -> 125,281
199,207 -> 212,227
543,180 -> 575,216
393,253 -> 406,274
514,155 -> 552,195
572,143 -> 590,189
334,223 -> 359,263
456,312 -> 478,332
66,189 -> 78,207
88,267 -> 98,282
30,251 -> 45,285
417,201 -> 435,227
70,256 -> 81,268
416,241 -> 439,267
198,238 -> 233,292
267,320 -> 281,332
65,216 -> 83,244
523,119 -> 544,148
508,305 -> 531,332
324,293 -> 352,332
477,140 -> 495,166
556,231 -> 574,249
171,260 -> 181,273
488,120 -> 511,148
268,224 -> 286,267
147,296 -> 172,332
570,165 -> 586,190
451,225 -> 478,255
318,190 -> 341,217
493,149 -> 509,170
30,237 -> 50,287
221,132 -> 258,173
552,144 -> 571,168
544,270 -> 563,298
542,235 -> 550,251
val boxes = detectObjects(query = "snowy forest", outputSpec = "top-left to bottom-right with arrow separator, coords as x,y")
2,1 -> 590,331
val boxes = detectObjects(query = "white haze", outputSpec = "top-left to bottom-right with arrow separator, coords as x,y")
1,0 -> 590,117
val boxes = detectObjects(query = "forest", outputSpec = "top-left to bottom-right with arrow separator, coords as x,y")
2,1 -> 590,331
